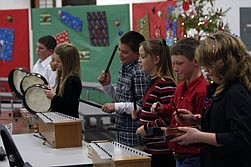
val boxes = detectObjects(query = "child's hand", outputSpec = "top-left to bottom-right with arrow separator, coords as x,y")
101,103 -> 115,113
131,109 -> 138,120
151,102 -> 162,114
175,109 -> 201,124
98,70 -> 111,86
44,87 -> 56,99
136,125 -> 147,137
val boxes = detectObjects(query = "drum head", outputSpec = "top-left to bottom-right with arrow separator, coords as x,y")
23,84 -> 51,114
20,73 -> 48,96
8,67 -> 29,98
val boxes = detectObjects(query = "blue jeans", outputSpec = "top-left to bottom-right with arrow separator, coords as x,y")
176,155 -> 200,167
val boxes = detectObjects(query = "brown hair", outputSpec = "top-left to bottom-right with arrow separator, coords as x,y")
195,31 -> 251,94
54,43 -> 81,96
38,35 -> 57,50
120,31 -> 145,53
140,38 -> 175,81
171,37 -> 200,61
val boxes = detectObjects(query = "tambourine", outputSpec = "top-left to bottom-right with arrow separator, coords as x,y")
8,67 -> 29,98
20,73 -> 48,96
23,84 -> 51,114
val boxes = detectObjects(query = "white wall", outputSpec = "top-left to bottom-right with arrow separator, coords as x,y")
215,0 -> 251,35
0,0 -> 30,9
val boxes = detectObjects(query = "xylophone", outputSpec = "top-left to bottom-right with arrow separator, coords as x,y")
89,140 -> 151,167
37,112 -> 82,148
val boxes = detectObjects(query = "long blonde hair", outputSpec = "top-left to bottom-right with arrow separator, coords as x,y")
195,32 -> 251,94
54,43 -> 81,96
139,38 -> 175,82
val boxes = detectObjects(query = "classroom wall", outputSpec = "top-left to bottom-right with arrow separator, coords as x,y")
97,0 -> 251,36
31,4 -> 130,83
0,0 -> 250,69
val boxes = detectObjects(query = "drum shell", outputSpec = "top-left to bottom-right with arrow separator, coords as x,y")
8,67 -> 29,99
23,84 -> 51,114
20,73 -> 48,96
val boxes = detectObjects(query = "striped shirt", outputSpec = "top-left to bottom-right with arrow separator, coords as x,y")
139,77 -> 176,155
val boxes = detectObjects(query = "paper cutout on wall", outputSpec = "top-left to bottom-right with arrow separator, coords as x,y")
40,13 -> 52,25
0,28 -> 14,61
6,16 -> 13,22
59,10 -> 82,32
118,29 -> 124,36
166,19 -> 177,46
137,14 -> 150,40
154,25 -> 161,38
54,31 -> 70,44
87,11 -> 109,46
79,48 -> 90,62
166,5 -> 177,46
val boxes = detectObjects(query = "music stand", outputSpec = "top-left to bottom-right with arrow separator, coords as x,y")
0,124 -> 32,167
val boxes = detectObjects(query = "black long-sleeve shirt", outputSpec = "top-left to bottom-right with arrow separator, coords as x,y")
201,80 -> 251,167
51,75 -> 82,118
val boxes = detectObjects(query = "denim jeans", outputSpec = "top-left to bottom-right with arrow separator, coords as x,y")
176,155 -> 200,167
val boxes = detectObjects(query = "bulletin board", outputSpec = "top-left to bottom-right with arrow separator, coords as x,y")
0,9 -> 30,91
132,1 -> 176,43
31,4 -> 130,83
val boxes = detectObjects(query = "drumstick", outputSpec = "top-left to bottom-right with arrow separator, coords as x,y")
107,127 -> 136,133
171,100 -> 184,122
79,99 -> 102,109
105,45 -> 118,73
131,76 -> 137,111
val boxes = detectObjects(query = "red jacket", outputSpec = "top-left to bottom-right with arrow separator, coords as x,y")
161,74 -> 208,154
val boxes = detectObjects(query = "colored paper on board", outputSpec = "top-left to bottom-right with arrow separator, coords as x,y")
54,31 -> 70,44
137,14 -> 150,40
87,11 -> 109,46
79,48 -> 90,62
0,28 -> 14,61
59,10 -> 82,32
40,13 -> 52,25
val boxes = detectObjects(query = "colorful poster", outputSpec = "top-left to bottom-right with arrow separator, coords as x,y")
137,14 -> 150,40
54,31 -> 70,44
132,1 -> 176,39
59,10 -> 82,32
0,28 -> 14,61
87,11 -> 109,46
40,13 -> 52,25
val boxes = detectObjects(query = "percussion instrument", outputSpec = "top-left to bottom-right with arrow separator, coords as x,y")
20,73 -> 48,96
36,112 -> 82,148
23,84 -> 51,114
99,45 -> 118,84
8,67 -> 29,98
105,45 -> 118,73
89,140 -> 151,167
79,98 -> 102,108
